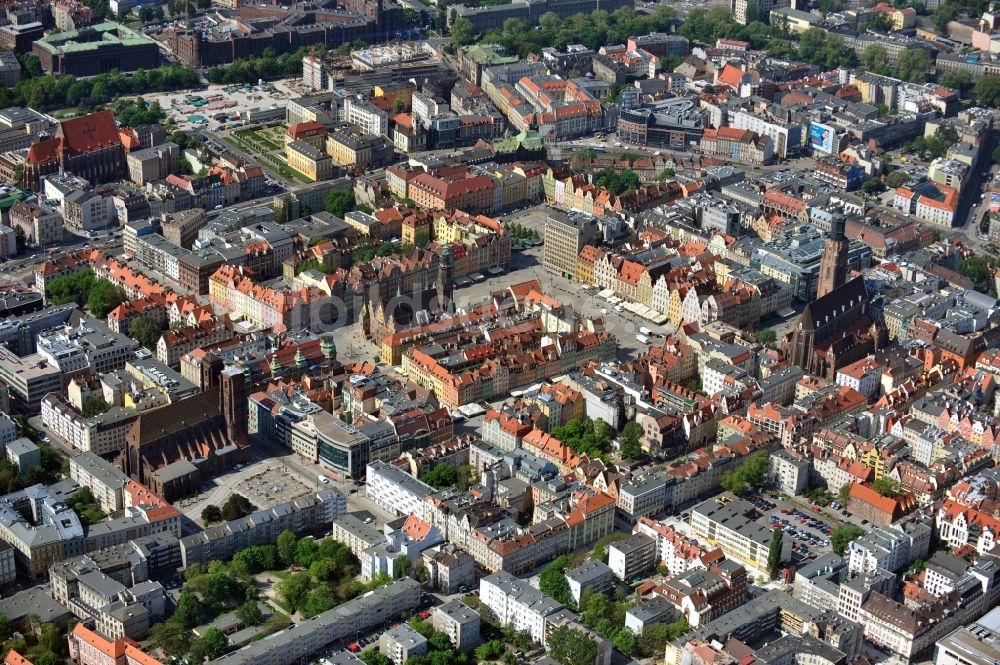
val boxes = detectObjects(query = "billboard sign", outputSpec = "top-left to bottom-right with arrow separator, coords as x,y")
809,123 -> 835,155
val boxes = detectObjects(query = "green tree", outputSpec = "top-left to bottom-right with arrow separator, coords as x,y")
637,620 -> 689,658
538,555 -> 571,605
756,328 -> 776,347
618,420 -> 643,460
129,316 -> 162,350
548,625 -> 598,665
766,528 -> 783,578
838,483 -> 852,504
932,2 -> 956,33
450,17 -> 476,47
885,170 -> 911,189
830,523 -> 864,555
324,189 -> 356,218
34,654 -> 62,665
872,476 -> 902,498
422,462 -> 457,489
189,627 -> 230,664
456,464 -> 477,491
149,622 -> 189,654
10,226 -> 24,256
361,650 -> 393,665
82,397 -> 111,417
474,640 -> 505,663
958,254 -> 997,293
0,613 -> 12,643
861,44 -> 890,74
975,75 -> 1000,108
38,622 -> 67,657
897,48 -> 932,83
303,585 -> 334,617
173,590 -> 204,629
201,504 -> 223,524
720,450 -> 769,497
940,70 -> 972,96
276,572 -> 310,612
277,529 -> 298,565
87,281 -> 126,318
295,537 -> 319,568
221,494 -> 254,521
992,146 -> 1000,165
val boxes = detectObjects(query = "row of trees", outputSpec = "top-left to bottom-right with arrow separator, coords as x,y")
0,61 -> 199,113
452,6 -> 677,56
201,494 -> 256,524
46,271 -> 125,318
860,44 -> 933,83
205,47 -> 315,85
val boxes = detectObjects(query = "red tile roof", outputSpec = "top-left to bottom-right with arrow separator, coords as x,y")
58,109 -> 122,156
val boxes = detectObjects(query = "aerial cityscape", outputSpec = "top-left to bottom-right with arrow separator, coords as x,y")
1,1 -> 1000,665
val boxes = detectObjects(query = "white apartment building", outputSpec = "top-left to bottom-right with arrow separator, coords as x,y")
69,451 -> 128,513
728,109 -> 800,158
432,599 -> 480,653
343,96 -> 388,137
690,495 -> 792,574
633,517 -> 709,575
330,514 -> 386,559
378,625 -> 427,665
41,394 -> 137,456
847,522 -> 931,575
480,571 -> 563,645
768,450 -> 810,496
836,357 -> 882,399
366,460 -> 435,518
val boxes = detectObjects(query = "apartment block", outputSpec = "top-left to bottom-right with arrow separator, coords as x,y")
480,571 -> 562,645
608,533 -> 655,582
847,521 -> 931,575
366,460 -> 436,518
69,452 -> 129,513
690,495 -> 792,574
179,489 -> 346,567
208,579 -> 421,665
431,600 -> 480,653
565,560 -> 615,605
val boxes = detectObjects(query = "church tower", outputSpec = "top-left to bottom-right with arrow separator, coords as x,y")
437,244 -> 454,312
817,213 -> 849,299
220,367 -> 248,447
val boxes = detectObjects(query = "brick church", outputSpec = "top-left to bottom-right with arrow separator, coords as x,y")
23,109 -> 127,191
118,365 -> 250,502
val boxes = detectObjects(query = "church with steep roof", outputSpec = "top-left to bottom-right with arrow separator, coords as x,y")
23,109 -> 127,191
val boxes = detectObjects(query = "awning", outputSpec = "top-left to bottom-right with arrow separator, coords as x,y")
487,267 -> 505,275
470,272 -> 485,282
